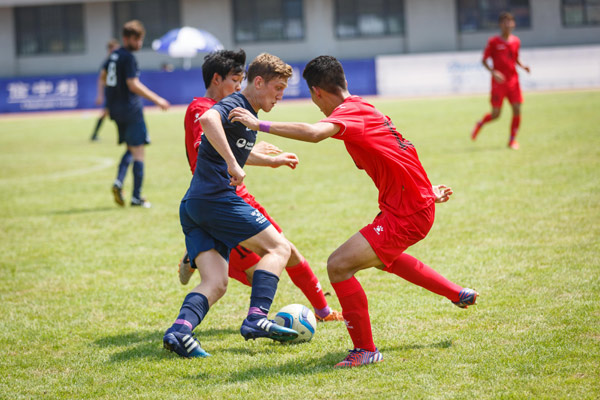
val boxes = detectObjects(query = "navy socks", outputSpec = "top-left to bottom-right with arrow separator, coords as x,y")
247,269 -> 279,320
132,160 -> 144,199
116,150 -> 132,185
168,292 -> 210,334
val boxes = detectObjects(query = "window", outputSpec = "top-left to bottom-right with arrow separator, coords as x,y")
457,0 -> 531,32
112,0 -> 181,49
562,0 -> 600,26
15,4 -> 84,56
233,0 -> 304,43
335,0 -> 404,38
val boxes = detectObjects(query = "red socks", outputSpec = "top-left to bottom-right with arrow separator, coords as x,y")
510,115 -> 521,142
286,260 -> 327,310
331,277 -> 376,352
384,253 -> 462,302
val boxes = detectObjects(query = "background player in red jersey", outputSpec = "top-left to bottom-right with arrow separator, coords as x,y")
179,49 -> 342,323
230,55 -> 478,368
471,11 -> 531,150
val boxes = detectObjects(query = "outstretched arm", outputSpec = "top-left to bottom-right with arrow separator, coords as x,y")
246,150 -> 298,169
517,58 -> 530,73
199,109 -> 245,186
126,77 -> 170,110
433,185 -> 453,203
229,107 -> 339,142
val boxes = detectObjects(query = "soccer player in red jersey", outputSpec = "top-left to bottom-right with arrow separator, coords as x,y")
229,55 -> 478,368
471,12 -> 531,149
179,50 -> 342,323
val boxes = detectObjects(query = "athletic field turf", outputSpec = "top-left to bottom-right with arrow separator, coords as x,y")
0,90 -> 598,399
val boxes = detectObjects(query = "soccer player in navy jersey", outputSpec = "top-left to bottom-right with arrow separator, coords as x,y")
230,55 -> 478,368
471,12 -> 531,149
89,38 -> 120,142
102,20 -> 170,208
163,53 -> 301,358
178,49 -> 343,323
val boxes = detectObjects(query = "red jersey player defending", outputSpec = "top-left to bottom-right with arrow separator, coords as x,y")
471,12 -> 531,149
179,49 -> 342,323
229,55 -> 478,368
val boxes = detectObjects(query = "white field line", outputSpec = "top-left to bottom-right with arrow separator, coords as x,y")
0,156 -> 115,184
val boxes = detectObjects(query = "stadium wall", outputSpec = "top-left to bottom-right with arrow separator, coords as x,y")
376,45 -> 600,97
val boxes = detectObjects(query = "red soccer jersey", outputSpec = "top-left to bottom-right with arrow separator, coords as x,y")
183,96 -> 249,197
321,96 -> 435,217
483,35 -> 521,83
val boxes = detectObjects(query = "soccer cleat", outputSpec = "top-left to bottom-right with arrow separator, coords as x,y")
471,122 -> 483,141
316,309 -> 344,322
508,140 -> 520,150
334,348 -> 383,368
163,331 -> 210,358
452,288 -> 478,308
178,251 -> 195,285
240,315 -> 299,342
112,183 -> 125,207
131,197 -> 151,208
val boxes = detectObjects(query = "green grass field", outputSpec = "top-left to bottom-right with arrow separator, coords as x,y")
1,90 -> 599,399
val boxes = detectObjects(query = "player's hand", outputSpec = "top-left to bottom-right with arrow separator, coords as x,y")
156,97 -> 170,111
433,184 -> 453,203
253,141 -> 282,155
492,70 -> 505,83
229,107 -> 260,131
271,152 -> 298,169
523,65 -> 531,73
228,163 -> 246,186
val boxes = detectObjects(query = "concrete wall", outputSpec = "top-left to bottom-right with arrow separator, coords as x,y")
1,0 -> 599,78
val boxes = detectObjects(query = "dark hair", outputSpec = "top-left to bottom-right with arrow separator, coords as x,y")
302,55 -> 347,94
246,53 -> 293,84
122,20 -> 145,38
499,11 -> 514,23
202,49 -> 246,89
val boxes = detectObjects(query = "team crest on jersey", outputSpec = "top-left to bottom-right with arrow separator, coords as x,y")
251,209 -> 267,224
194,113 -> 200,123
374,225 -> 384,235
236,138 -> 254,150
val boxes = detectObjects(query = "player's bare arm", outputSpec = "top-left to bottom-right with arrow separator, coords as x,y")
229,107 -> 340,142
246,150 -> 298,169
199,109 -> 245,185
482,59 -> 505,83
433,184 -> 453,203
517,59 -> 531,73
96,70 -> 107,105
253,141 -> 282,155
126,77 -> 170,110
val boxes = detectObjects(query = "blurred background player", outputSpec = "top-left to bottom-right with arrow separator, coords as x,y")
89,38 -> 120,142
230,55 -> 478,368
471,11 -> 531,150
179,49 -> 343,323
163,53 -> 303,358
102,20 -> 170,208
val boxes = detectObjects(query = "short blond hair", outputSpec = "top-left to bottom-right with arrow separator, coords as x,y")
246,53 -> 293,84
123,20 -> 145,38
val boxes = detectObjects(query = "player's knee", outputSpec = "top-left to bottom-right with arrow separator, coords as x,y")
274,238 -> 291,262
212,276 -> 229,299
326,252 -> 350,280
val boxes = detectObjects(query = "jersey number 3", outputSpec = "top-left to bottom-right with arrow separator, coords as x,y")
106,61 -> 117,87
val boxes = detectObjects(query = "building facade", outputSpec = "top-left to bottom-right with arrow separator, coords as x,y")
0,0 -> 598,77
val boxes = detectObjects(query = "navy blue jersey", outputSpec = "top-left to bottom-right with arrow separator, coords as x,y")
184,92 -> 258,199
103,47 -> 143,122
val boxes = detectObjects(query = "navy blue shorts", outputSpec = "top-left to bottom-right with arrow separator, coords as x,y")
180,196 -> 271,267
116,119 -> 149,146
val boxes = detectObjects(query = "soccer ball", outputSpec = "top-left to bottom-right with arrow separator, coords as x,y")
274,304 -> 317,343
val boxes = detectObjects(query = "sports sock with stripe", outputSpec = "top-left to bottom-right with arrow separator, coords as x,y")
247,269 -> 279,321
168,292 -> 209,334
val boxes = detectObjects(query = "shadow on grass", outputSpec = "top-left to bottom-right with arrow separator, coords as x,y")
93,327 -> 238,362
48,206 -> 115,215
183,339 -> 454,382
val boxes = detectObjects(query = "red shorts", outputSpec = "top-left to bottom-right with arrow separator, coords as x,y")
490,78 -> 522,107
359,203 -> 435,268
227,191 -> 282,284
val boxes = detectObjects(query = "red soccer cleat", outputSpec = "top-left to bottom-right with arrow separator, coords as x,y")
334,348 -> 383,368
